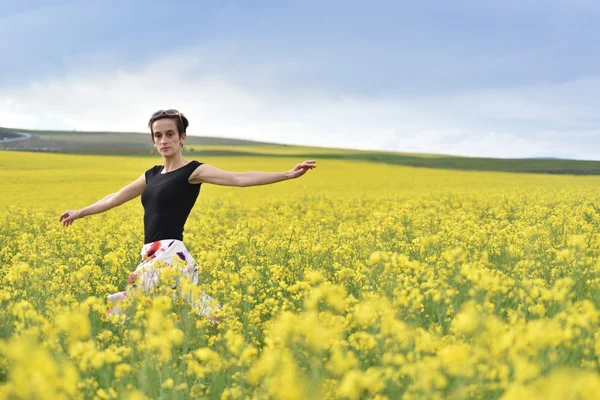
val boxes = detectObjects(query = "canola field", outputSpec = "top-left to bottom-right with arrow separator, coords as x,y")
3,151 -> 600,399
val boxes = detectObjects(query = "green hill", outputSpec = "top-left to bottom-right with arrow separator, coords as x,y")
1,126 -> 599,175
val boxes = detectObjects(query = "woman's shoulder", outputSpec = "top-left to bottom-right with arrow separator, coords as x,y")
188,160 -> 204,168
145,165 -> 163,177
148,165 -> 162,173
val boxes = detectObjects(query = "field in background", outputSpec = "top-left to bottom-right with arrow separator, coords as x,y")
3,151 -> 600,398
2,126 -> 600,175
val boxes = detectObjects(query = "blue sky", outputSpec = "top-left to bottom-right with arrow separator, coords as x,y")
1,0 -> 599,159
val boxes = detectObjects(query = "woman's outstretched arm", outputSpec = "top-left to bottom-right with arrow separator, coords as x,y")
189,160 -> 316,187
59,173 -> 146,227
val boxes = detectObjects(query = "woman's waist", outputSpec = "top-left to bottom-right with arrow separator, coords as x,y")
141,239 -> 188,258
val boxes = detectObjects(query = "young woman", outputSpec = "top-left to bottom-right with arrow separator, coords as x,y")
59,109 -> 316,321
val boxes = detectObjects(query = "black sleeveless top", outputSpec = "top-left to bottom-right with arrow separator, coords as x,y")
141,160 -> 203,244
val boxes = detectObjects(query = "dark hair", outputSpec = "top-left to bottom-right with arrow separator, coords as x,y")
148,113 -> 189,141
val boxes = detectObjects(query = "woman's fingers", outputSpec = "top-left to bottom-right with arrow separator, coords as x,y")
297,160 -> 316,169
60,210 -> 76,227
289,160 -> 316,178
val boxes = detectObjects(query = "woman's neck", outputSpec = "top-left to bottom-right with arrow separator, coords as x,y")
161,154 -> 188,172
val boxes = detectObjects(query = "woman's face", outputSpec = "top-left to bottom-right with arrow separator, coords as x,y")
152,118 -> 186,156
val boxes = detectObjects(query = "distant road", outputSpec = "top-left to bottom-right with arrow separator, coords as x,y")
0,131 -> 31,143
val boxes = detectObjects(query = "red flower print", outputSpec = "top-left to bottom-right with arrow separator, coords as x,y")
128,273 -> 138,285
147,241 -> 161,258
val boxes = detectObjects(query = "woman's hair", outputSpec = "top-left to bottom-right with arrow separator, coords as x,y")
148,113 -> 189,140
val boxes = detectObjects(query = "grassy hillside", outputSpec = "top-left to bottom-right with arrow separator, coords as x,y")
1,126 -> 599,175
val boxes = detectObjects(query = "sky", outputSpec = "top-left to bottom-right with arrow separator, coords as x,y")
1,0 -> 599,159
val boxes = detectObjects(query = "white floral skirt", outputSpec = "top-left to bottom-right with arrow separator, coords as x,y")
106,239 -> 221,322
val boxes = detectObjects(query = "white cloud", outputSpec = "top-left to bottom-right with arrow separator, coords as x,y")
1,46 -> 599,160
375,129 -> 561,159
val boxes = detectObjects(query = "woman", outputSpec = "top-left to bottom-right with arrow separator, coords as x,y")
59,109 -> 316,322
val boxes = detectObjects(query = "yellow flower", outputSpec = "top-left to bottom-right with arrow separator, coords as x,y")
451,302 -> 480,336
114,363 -> 133,380
124,390 -> 148,400
326,345 -> 358,375
161,378 -> 175,389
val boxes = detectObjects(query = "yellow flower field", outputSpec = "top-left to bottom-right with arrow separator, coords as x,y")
2,151 -> 600,399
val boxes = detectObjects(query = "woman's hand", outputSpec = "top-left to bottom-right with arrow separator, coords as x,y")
59,209 -> 83,227
288,160 -> 316,179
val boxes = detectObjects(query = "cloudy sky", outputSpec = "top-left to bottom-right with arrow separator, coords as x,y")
1,0 -> 599,159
